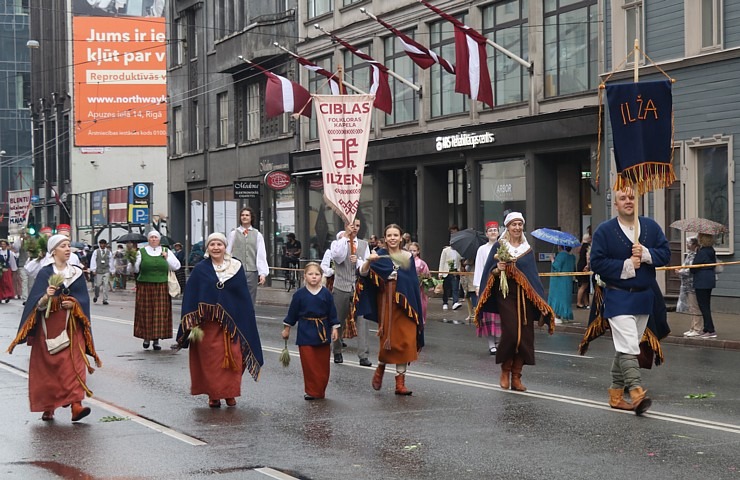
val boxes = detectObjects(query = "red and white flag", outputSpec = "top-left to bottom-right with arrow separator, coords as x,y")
419,0 -> 494,109
374,16 -> 455,74
264,71 -> 313,118
293,56 -> 346,95
314,95 -> 375,225
324,33 -> 393,114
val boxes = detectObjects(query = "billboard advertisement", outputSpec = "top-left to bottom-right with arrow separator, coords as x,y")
72,1 -> 167,146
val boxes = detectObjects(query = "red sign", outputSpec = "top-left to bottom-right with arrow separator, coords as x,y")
265,171 -> 291,191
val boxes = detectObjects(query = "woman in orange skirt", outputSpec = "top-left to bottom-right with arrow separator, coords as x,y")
282,263 -> 339,400
7,234 -> 102,422
357,224 -> 424,395
175,232 -> 263,408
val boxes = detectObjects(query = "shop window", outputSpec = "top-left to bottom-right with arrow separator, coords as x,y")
482,0 -> 530,106
384,32 -> 418,125
429,17 -> 468,117
480,160 -> 527,225
212,187 -> 238,235
544,0 -> 598,97
190,189 -> 210,247
686,137 -> 733,253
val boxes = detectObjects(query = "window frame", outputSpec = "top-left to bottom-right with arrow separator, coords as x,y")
307,0 -> 332,19
685,135 -> 734,255
217,92 -> 229,147
429,17 -> 468,117
307,56 -> 334,140
383,31 -> 418,126
482,0 -> 530,106
172,106 -> 183,155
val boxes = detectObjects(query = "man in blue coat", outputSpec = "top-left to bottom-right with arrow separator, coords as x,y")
590,188 -> 670,415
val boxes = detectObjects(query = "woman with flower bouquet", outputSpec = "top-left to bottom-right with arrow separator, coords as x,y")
475,213 -> 554,391
7,235 -> 102,422
174,233 -> 263,408
355,224 -> 423,396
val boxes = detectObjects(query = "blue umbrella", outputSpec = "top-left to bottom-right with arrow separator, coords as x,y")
530,228 -> 581,248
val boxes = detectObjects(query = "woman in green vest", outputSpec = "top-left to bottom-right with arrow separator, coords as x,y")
133,230 -> 181,350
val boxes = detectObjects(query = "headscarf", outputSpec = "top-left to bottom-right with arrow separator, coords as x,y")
147,230 -> 161,240
204,232 -> 230,259
47,234 -> 69,253
504,212 -> 525,227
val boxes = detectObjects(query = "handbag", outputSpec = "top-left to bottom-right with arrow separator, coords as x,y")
168,270 -> 181,298
42,310 -> 70,355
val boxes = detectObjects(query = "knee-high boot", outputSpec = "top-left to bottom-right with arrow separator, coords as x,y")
500,360 -> 512,390
510,356 -> 526,391
372,364 -> 385,391
608,388 -> 633,410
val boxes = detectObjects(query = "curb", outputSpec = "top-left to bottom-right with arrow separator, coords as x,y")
556,324 -> 740,351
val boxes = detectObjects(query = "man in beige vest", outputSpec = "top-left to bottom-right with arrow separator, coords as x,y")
227,206 -> 269,306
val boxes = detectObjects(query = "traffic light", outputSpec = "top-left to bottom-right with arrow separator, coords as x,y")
27,222 -> 37,236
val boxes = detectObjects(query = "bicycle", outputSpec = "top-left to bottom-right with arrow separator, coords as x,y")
284,259 -> 301,292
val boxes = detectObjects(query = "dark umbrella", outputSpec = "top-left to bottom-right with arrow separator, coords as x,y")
530,228 -> 581,248
114,232 -> 147,243
450,228 -> 487,261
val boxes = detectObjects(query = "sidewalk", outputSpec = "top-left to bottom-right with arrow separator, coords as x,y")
254,287 -> 740,351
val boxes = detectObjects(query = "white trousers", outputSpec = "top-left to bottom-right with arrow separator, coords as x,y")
608,314 -> 649,355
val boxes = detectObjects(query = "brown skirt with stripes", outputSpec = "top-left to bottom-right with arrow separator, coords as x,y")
190,320 -> 243,399
377,279 -> 418,365
494,282 -> 537,366
134,282 -> 173,340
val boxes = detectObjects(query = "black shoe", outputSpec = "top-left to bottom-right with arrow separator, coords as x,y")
359,358 -> 372,367
4,299 -> 9,303
102,301 -> 109,305
342,342 -> 347,348
153,341 -> 161,351
334,353 -> 343,364
143,341 -> 150,349
93,297 -> 98,303
304,394 -> 317,401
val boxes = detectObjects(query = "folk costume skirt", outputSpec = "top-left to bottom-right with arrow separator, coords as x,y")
0,270 -> 15,300
189,320 -> 243,399
28,309 -> 88,412
299,344 -> 331,399
477,312 -> 501,338
133,282 -> 173,340
377,279 -> 418,365
493,282 -> 538,366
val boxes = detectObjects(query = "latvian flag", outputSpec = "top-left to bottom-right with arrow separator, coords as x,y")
294,56 -> 346,95
375,16 -> 455,74
420,0 -> 494,109
326,32 -> 393,114
264,71 -> 313,118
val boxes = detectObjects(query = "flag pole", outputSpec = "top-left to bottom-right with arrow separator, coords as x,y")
313,24 -> 421,92
272,42 -> 366,94
633,38 -> 640,245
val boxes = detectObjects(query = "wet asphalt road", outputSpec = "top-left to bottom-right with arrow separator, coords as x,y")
1,292 -> 739,480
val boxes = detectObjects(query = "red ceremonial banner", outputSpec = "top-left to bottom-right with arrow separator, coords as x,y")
314,94 -> 375,225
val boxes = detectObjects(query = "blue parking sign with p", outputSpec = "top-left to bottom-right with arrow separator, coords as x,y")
134,183 -> 149,199
133,207 -> 149,224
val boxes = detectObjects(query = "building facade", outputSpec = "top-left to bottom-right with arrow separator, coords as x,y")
601,0 -> 740,311
0,0 -> 32,238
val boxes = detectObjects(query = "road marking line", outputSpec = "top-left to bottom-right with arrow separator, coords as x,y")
536,350 -> 593,359
0,361 -> 206,446
255,467 -> 300,479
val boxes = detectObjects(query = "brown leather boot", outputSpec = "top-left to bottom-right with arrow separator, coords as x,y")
510,357 -> 527,392
629,387 -> 652,415
608,388 -> 633,410
71,402 -> 91,422
394,374 -> 412,395
372,364 -> 386,391
500,360 -> 512,390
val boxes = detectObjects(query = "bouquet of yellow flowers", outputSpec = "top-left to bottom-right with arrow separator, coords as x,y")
495,241 -> 512,298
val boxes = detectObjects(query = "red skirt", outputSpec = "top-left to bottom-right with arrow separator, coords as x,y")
377,279 -> 418,365
28,309 -> 88,412
0,270 -> 15,300
299,344 -> 331,399
134,282 -> 173,340
189,320 -> 243,399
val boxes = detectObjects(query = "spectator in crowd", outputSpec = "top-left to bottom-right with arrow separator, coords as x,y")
438,225 -> 462,311
677,236 -> 702,337
90,239 -> 114,305
691,233 -> 718,339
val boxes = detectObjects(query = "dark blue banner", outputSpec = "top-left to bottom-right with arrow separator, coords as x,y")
606,80 -> 674,193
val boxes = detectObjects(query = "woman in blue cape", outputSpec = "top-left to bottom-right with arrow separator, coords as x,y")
7,235 -> 102,422
355,224 -> 423,396
475,213 -> 554,391
175,233 -> 263,408
547,245 -> 576,323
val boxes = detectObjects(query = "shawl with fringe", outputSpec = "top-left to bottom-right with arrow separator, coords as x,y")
7,264 -> 102,371
578,281 -> 669,368
175,259 -> 263,381
474,242 -> 555,333
352,249 -> 424,350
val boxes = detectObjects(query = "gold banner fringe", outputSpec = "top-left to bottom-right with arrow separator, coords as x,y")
613,162 -> 677,195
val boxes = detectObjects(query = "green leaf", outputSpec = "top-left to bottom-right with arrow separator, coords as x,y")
684,392 -> 716,399
99,415 -> 129,422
